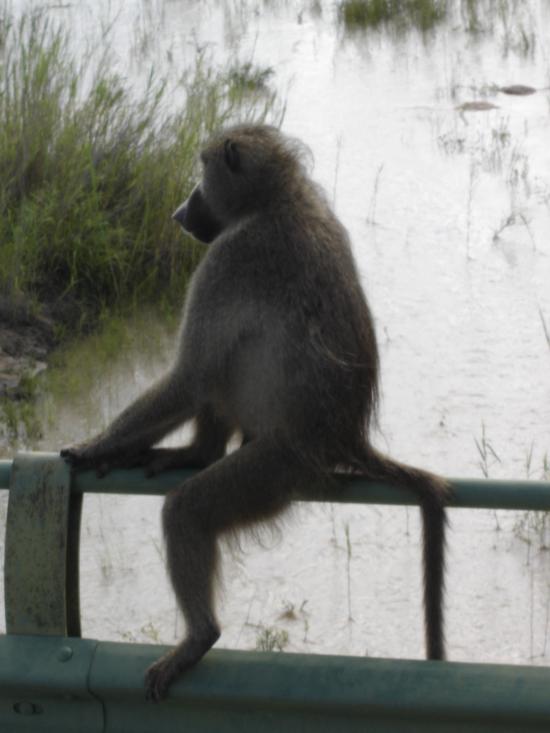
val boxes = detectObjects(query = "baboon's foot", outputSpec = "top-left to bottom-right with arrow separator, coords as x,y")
143,447 -> 210,476
145,628 -> 220,702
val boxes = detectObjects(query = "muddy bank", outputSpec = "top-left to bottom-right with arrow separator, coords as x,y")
0,296 -> 57,398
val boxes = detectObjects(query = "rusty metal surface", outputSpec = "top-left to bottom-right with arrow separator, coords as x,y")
4,453 -> 78,635
3,635 -> 550,732
0,634 -> 101,733
2,455 -> 550,510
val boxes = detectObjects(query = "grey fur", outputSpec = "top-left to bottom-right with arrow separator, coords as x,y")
62,124 -> 449,701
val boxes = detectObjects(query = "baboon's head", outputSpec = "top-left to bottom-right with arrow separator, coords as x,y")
173,125 -> 306,243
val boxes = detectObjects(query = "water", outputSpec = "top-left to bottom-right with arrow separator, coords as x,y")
1,0 -> 550,666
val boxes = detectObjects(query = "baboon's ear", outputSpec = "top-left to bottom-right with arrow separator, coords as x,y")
224,139 -> 240,172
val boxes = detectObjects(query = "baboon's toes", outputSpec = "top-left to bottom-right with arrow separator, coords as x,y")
96,461 -> 112,478
144,657 -> 177,702
145,455 -> 177,476
143,459 -> 165,477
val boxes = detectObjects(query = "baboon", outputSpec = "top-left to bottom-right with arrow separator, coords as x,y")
62,124 -> 449,701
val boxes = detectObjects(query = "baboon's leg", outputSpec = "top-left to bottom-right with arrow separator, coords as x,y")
145,436 -> 311,701
143,405 -> 233,475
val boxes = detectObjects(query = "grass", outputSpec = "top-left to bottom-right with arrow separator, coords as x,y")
225,62 -> 275,99
345,522 -> 353,621
337,0 -> 447,32
474,422 -> 501,479
474,422 -> 502,530
0,9 -> 277,336
44,308 -> 177,404
540,308 -> 550,351
513,452 -> 550,549
0,373 -> 43,449
278,600 -> 310,643
255,626 -> 289,652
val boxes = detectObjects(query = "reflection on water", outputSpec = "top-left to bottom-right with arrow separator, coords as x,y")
1,0 -> 550,666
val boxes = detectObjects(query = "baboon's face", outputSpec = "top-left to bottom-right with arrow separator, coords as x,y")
200,134 -> 263,221
173,125 -> 290,243
172,136 -> 246,243
172,184 -> 222,244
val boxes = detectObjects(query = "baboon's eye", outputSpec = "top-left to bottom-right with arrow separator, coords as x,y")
224,139 -> 240,173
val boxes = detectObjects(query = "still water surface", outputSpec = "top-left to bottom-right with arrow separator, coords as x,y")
1,0 -> 550,666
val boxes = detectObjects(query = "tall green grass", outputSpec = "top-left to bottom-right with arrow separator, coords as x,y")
338,0 -> 447,32
0,9 -> 276,332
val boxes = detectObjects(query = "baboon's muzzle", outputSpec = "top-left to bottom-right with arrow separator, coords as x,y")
172,185 -> 222,244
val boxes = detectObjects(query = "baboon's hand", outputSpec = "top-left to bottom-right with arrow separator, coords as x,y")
60,441 -> 112,476
61,442 -> 157,477
60,441 -> 105,470
61,440 -> 127,476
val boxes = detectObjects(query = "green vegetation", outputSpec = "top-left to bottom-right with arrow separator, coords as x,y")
255,626 -> 289,652
540,309 -> 550,352
337,0 -> 447,32
0,373 -> 42,448
512,448 -> 550,548
474,422 -> 501,479
225,62 -> 275,99
44,308 -> 176,407
0,9 -> 276,334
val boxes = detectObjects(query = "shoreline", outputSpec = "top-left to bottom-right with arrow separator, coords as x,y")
0,296 -> 57,399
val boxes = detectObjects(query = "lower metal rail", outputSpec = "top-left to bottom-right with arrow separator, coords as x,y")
1,452 -> 550,731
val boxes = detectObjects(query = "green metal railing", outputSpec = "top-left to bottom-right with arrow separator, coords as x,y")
2,451 -> 550,732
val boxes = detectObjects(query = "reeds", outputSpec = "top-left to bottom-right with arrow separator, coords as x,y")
337,0 -> 447,32
0,9 -> 275,331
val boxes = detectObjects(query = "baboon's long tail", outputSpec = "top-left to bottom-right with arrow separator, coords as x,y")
362,447 -> 450,661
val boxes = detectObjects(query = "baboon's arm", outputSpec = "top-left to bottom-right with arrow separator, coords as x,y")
61,372 -> 193,469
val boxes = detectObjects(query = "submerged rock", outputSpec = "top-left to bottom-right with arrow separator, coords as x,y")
456,101 -> 499,112
498,84 -> 537,96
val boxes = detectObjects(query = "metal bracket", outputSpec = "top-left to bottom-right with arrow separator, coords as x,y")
4,452 -> 82,636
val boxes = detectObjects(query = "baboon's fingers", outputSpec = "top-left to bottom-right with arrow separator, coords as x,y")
145,657 -> 174,703
144,632 -> 220,702
60,446 -> 152,477
60,445 -> 104,471
60,446 -> 88,466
